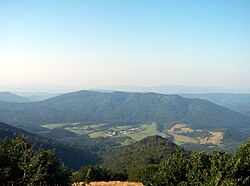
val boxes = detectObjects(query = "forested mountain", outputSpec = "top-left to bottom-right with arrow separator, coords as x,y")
181,93 -> 250,117
0,122 -> 99,169
2,129 -> 249,185
0,90 -> 249,131
0,135 -> 71,185
101,135 -> 179,172
14,92 -> 61,102
0,92 -> 29,102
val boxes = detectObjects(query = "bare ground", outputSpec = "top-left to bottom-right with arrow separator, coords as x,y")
167,124 -> 224,146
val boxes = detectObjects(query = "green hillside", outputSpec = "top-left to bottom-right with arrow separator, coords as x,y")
0,122 -> 100,169
101,135 -> 178,172
181,93 -> 250,117
0,91 -> 249,131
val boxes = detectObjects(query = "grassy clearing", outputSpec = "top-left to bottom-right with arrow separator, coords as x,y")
42,122 -> 81,129
42,122 -> 168,144
172,134 -> 197,145
123,122 -> 166,141
113,125 -> 132,131
167,124 -> 224,146
65,128 -> 91,135
42,123 -> 68,129
90,123 -> 109,130
89,131 -> 107,138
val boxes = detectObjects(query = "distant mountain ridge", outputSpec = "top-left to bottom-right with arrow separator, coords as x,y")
0,90 -> 249,131
14,92 -> 62,102
0,92 -> 29,102
99,85 -> 250,94
181,93 -> 250,117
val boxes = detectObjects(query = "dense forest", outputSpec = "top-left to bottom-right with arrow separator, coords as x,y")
0,135 -> 70,185
1,135 -> 249,185
1,91 -> 249,130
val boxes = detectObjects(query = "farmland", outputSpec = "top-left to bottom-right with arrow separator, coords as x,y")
41,122 -> 225,148
166,124 -> 224,146
41,122 -> 167,143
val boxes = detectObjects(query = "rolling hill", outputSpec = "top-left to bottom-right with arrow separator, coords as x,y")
0,90 -> 249,131
0,92 -> 29,102
101,135 -> 179,172
0,121 -> 100,169
181,93 -> 250,117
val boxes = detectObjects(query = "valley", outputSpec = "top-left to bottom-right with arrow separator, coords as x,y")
41,122 -> 167,143
1,90 -> 250,185
40,121 -> 231,151
0,90 -> 249,153
2,0 -> 250,184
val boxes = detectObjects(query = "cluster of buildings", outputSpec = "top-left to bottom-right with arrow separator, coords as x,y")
106,127 -> 143,136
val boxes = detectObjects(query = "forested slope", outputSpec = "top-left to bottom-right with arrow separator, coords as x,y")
0,91 -> 249,130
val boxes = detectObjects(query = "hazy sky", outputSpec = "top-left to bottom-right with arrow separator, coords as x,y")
1,0 -> 250,92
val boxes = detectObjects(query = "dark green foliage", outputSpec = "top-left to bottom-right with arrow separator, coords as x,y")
150,138 -> 250,186
127,165 -> 159,184
0,91 -> 249,130
100,136 -> 181,184
232,138 -> 250,184
181,130 -> 211,138
223,129 -> 250,143
221,128 -> 250,153
68,135 -> 129,154
0,122 -> 100,169
71,166 -> 127,183
151,148 -> 188,186
101,136 -> 178,172
180,143 -> 223,153
0,135 -> 71,185
1,124 -> 250,185
42,127 -> 79,140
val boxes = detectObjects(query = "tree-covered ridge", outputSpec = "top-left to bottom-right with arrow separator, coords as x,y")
0,122 -> 100,169
0,134 -> 249,185
150,139 -> 250,186
0,90 -> 249,130
71,136 -> 250,185
0,135 -> 70,185
181,93 -> 250,117
101,135 -> 178,172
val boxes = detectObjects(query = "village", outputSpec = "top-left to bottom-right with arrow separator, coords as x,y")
106,126 -> 144,136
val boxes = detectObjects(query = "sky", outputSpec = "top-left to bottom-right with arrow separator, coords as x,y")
0,0 -> 250,92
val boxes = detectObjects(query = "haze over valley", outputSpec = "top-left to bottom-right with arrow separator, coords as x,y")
1,0 -> 250,185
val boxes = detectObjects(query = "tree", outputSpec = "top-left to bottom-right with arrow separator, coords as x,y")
127,164 -> 159,184
149,139 -> 250,186
0,135 -> 70,185
150,148 -> 188,186
232,138 -> 250,185
71,166 -> 127,183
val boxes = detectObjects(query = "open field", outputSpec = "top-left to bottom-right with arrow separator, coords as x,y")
41,122 -> 167,144
42,123 -> 68,129
42,122 -> 82,129
42,122 -> 224,147
123,122 -> 166,141
167,124 -> 224,146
